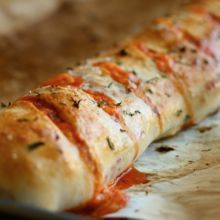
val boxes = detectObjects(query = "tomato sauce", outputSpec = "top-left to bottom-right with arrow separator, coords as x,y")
210,13 -> 220,23
71,166 -> 148,218
42,73 -> 84,88
181,30 -> 216,59
206,75 -> 220,90
114,166 -> 148,190
94,62 -> 140,90
84,89 -> 121,121
137,43 -> 174,74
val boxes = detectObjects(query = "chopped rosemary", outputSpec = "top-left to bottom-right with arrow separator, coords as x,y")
132,70 -> 137,76
190,48 -> 197,53
72,100 -> 81,108
17,118 -> 29,122
147,89 -> 153,94
175,60 -> 192,66
146,77 -> 159,84
0,102 -> 11,109
175,109 -> 183,117
184,114 -> 191,122
203,59 -> 209,65
33,116 -> 39,122
179,46 -> 186,53
97,100 -> 107,107
55,134 -> 60,141
66,67 -> 74,74
120,129 -> 126,133
119,49 -> 128,56
171,46 -> 185,53
165,92 -> 171,98
0,103 -> 7,108
27,141 -> 45,151
107,82 -> 113,88
134,110 -> 141,114
123,110 -> 141,117
59,102 -> 66,106
106,137 -> 115,150
161,74 -> 167,78
116,101 -> 122,107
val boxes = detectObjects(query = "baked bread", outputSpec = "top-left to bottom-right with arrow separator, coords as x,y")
0,0 -> 219,212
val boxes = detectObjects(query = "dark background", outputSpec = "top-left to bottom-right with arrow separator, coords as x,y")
0,0 -> 185,102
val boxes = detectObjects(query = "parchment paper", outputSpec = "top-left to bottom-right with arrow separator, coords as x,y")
108,111 -> 220,220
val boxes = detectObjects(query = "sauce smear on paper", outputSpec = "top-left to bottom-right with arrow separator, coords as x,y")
71,166 -> 148,217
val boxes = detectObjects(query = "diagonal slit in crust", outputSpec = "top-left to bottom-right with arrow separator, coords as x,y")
94,62 -> 164,134
135,43 -> 195,126
40,73 -> 140,161
21,95 -> 101,194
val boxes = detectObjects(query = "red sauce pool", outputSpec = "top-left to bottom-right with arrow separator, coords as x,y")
71,166 -> 148,218
115,166 -> 148,190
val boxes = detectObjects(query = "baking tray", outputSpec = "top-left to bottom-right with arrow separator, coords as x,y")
0,200 -> 136,219
0,200 -> 92,220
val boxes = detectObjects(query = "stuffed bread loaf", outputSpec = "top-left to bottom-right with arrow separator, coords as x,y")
0,0 -> 220,211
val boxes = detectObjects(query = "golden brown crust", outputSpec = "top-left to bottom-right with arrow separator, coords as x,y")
0,101 -> 94,210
